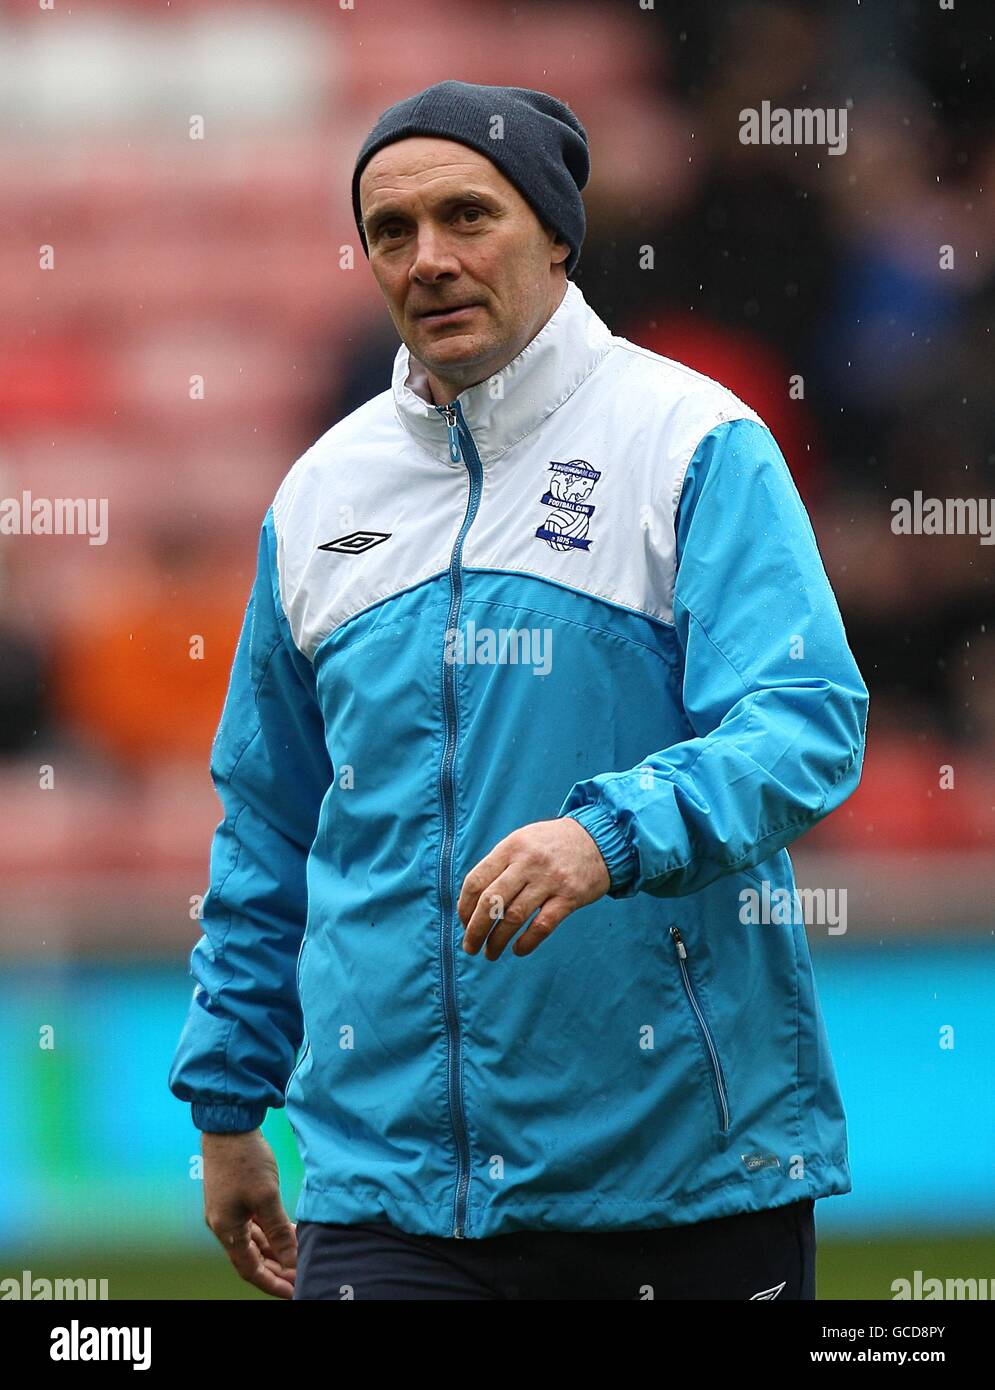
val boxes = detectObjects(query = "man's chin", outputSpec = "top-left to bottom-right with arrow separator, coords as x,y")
414,332 -> 492,371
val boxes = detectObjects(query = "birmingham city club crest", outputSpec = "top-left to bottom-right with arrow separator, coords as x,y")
534,459 -> 602,552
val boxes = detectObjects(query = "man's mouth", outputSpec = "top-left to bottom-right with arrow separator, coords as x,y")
417,303 -> 481,322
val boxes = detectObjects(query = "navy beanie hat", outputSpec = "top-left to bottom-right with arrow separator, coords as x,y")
352,79 -> 590,278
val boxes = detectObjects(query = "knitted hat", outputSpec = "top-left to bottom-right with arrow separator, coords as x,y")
352,80 -> 590,278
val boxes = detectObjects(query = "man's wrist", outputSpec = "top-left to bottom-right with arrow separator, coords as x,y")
560,804 -> 638,895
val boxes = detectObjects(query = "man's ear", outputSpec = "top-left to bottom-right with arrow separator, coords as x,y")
541,219 -> 571,267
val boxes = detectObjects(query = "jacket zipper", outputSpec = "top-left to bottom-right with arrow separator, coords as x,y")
435,398 -> 482,1238
669,925 -> 731,1133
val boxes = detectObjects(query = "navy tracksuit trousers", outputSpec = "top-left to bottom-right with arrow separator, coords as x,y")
292,1197 -> 816,1300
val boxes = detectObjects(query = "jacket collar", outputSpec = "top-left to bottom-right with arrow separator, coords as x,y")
391,280 -> 615,466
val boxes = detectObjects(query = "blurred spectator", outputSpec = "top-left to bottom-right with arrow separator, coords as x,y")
0,623 -> 52,756
49,525 -> 247,771
0,0 -> 991,858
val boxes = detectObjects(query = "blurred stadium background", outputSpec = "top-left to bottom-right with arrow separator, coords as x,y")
1,0 -> 992,1300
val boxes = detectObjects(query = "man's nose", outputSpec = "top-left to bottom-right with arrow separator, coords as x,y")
409,225 -> 459,282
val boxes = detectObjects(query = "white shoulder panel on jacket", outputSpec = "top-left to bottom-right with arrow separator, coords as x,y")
271,391 -> 470,661
270,327 -> 768,659
461,336 -> 766,627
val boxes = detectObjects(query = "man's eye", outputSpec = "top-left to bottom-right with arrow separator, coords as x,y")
374,209 -> 483,241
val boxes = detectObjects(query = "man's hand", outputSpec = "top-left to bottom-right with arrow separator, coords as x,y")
457,817 -> 611,960
202,1129 -> 297,1298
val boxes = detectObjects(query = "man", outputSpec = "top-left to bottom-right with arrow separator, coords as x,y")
169,80 -> 869,1301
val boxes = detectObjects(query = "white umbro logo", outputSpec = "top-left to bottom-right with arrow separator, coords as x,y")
749,1281 -> 786,1300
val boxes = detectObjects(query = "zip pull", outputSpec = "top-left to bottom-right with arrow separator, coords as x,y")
669,924 -> 687,960
439,404 -> 461,463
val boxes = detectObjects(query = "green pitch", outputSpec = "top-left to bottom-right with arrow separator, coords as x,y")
6,1236 -> 993,1300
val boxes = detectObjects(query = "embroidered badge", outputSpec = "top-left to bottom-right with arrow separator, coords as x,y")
535,459 -> 602,552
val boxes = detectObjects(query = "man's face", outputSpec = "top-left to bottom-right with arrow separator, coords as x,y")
358,137 -> 570,398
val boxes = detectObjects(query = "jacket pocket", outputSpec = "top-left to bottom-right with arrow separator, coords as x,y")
669,925 -> 731,1133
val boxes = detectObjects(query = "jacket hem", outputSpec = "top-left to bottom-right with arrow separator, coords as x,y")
293,1157 -> 851,1239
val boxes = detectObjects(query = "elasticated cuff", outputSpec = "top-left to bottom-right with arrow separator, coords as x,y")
191,1101 -> 267,1134
562,802 -> 639,895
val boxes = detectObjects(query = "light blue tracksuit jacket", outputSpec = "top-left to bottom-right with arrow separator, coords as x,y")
169,280 -> 868,1238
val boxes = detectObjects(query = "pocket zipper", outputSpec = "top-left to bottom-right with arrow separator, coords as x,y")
285,1038 -> 311,1099
670,925 -> 731,1133
285,932 -> 312,1101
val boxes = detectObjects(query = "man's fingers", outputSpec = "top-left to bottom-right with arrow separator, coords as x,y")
219,1220 -> 293,1298
462,865 -> 528,952
254,1193 -> 298,1270
249,1219 -> 297,1283
511,897 -> 573,956
457,842 -> 513,927
209,1189 -> 297,1298
474,881 -> 550,960
230,1232 -> 295,1299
